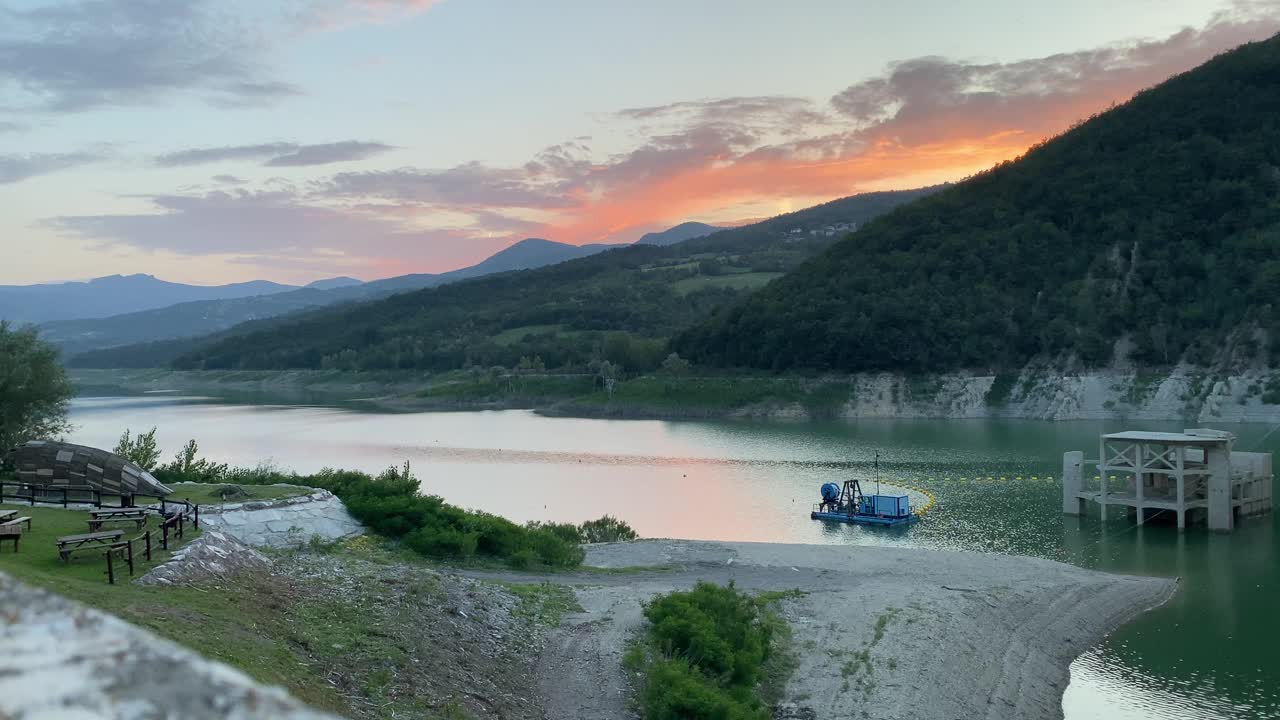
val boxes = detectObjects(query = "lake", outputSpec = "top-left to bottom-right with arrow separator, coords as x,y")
67,396 -> 1280,719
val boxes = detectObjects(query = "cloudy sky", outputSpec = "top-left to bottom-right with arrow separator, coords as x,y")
1,0 -> 1277,286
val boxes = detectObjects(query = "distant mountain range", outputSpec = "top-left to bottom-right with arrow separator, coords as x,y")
40,237 -> 625,357
0,275 -> 306,324
78,186 -> 939,372
633,222 -> 720,246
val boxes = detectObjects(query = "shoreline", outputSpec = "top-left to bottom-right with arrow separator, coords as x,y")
481,539 -> 1181,720
69,366 -> 1280,423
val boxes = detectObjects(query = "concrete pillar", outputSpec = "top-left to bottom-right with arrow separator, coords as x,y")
1062,451 -> 1084,515
1099,438 -> 1108,521
1176,446 -> 1186,531
1207,442 -> 1233,532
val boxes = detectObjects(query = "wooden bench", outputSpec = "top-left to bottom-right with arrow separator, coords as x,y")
0,524 -> 20,552
1,516 -> 32,531
0,510 -> 17,524
56,530 -> 124,561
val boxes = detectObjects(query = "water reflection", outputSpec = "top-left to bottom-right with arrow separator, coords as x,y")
64,398 -> 1280,719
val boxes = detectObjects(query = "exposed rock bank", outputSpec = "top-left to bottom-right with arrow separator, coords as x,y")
137,529 -> 272,586
197,489 -> 364,549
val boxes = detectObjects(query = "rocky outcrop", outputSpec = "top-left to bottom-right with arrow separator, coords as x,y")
832,367 -> 1280,422
138,530 -> 272,586
0,572 -> 339,720
197,489 -> 364,549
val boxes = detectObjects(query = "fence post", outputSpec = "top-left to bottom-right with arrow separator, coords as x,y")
194,504 -> 199,530
126,540 -> 134,576
144,530 -> 152,561
106,550 -> 115,585
62,487 -> 68,509
177,513 -> 185,539
28,485 -> 34,507
162,521 -> 169,550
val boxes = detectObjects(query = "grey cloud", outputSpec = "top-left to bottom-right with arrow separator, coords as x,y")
321,162 -> 576,209
212,174 -> 244,184
0,152 -> 100,185
46,188 -> 510,273
0,0 -> 300,112
157,141 -> 394,168
265,141 -> 396,167
829,10 -> 1280,146
157,143 -> 298,167
0,121 -> 26,133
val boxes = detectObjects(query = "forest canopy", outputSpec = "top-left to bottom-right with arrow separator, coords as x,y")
674,34 -> 1280,372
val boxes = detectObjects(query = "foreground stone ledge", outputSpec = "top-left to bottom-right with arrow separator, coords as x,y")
0,572 -> 341,720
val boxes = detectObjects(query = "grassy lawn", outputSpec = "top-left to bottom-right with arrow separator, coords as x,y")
672,271 -> 783,295
164,482 -> 313,505
0,501 -> 347,714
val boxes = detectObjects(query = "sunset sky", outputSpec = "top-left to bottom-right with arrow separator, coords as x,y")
2,0 -> 1278,285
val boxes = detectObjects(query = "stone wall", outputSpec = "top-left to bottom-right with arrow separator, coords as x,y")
197,488 -> 364,549
0,572 -> 339,720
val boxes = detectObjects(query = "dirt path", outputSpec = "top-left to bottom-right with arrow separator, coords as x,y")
464,540 -> 1177,720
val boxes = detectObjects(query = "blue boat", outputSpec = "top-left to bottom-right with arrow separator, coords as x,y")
810,478 -> 919,527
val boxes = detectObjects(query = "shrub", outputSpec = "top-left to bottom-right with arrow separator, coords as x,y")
578,515 -> 638,544
628,582 -> 780,720
636,658 -> 764,720
140,438 -> 621,568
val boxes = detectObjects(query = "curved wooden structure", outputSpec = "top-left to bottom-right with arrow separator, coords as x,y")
5,441 -> 172,498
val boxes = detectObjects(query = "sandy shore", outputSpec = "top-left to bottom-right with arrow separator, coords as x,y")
521,540 -> 1177,720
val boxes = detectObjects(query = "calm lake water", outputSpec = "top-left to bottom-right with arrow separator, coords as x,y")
68,396 -> 1280,720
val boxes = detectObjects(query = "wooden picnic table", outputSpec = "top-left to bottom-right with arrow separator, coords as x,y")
87,515 -> 147,533
0,509 -> 17,523
0,524 -> 21,552
90,508 -> 148,518
57,530 -> 124,561
1,516 -> 32,531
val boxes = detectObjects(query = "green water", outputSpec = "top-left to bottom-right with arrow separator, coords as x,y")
67,397 -> 1279,718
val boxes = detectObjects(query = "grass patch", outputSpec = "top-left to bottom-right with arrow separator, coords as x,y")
164,482 -> 312,505
625,582 -> 798,720
500,581 -> 583,626
415,373 -> 595,402
672,272 -> 783,295
491,324 -> 568,346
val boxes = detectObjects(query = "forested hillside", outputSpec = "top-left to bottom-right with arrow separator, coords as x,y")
676,34 -> 1280,373
44,238 -> 622,358
147,187 -> 937,373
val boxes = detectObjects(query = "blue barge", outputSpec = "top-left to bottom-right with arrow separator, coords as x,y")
810,479 -> 919,527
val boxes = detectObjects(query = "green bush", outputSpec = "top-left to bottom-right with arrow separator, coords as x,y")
628,582 -> 780,720
578,515 -> 638,544
636,658 -> 764,720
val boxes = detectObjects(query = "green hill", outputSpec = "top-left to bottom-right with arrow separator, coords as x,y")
675,34 -> 1280,373
144,187 -> 937,373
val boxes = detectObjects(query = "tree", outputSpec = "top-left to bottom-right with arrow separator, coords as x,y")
0,322 -> 74,454
661,352 -> 691,376
114,427 -> 161,470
